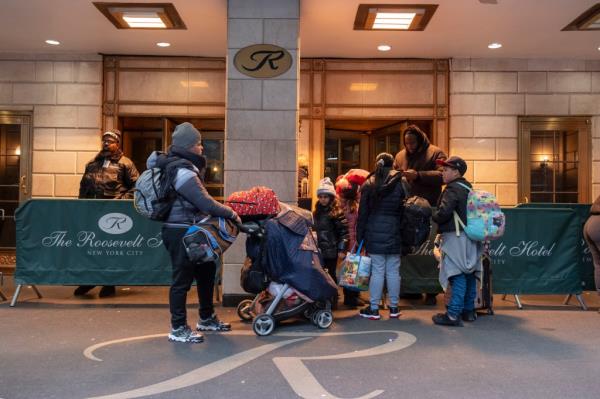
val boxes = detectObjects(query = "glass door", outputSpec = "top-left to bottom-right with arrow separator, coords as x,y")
324,130 -> 363,182
0,112 -> 32,253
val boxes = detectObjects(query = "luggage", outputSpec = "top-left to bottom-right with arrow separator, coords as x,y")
338,240 -> 372,291
453,182 -> 505,241
476,252 -> 494,314
400,196 -> 432,251
182,217 -> 239,263
133,167 -> 176,221
226,186 -> 281,219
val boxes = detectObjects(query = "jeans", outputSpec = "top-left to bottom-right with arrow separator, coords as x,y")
162,226 -> 217,328
369,254 -> 401,309
447,272 -> 477,318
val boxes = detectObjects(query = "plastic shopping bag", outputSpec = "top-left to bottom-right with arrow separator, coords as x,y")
338,240 -> 371,291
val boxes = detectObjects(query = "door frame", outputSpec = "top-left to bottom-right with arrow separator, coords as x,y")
0,111 -> 33,202
518,116 -> 592,204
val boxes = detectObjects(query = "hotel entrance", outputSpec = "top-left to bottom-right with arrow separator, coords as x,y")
119,116 -> 225,200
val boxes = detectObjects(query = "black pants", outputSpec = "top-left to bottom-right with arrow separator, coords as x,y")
323,257 -> 358,300
162,226 -> 216,328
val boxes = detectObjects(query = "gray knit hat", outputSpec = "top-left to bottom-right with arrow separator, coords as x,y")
316,177 -> 336,197
172,122 -> 201,149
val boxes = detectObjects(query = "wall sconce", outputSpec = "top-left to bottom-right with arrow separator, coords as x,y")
540,155 -> 549,169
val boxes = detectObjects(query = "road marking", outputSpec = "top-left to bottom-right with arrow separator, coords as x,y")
84,330 -> 417,399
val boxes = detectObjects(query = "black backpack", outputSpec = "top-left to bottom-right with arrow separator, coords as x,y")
400,195 -> 432,254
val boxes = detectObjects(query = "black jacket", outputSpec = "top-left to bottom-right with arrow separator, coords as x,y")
357,169 -> 406,254
393,130 -> 447,206
313,203 -> 349,259
432,178 -> 471,234
79,151 -> 139,199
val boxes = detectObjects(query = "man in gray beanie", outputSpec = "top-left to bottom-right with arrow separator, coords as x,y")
146,122 -> 241,344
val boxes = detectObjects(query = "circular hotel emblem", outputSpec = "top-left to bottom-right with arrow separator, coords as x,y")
98,213 -> 133,235
234,44 -> 293,78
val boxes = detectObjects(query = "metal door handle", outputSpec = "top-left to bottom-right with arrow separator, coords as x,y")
20,175 -> 27,195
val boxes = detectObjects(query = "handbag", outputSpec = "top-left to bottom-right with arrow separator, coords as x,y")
182,216 -> 238,263
338,240 -> 371,291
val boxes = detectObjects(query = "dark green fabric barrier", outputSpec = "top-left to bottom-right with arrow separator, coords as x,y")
16,199 -> 171,285
402,207 -> 582,295
490,208 -> 581,294
15,200 -> 583,295
517,203 -> 595,291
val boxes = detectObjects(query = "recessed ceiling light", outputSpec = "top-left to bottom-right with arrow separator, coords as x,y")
378,45 -> 392,51
488,42 -> 502,49
156,42 -> 171,47
45,39 -> 60,45
93,2 -> 186,30
563,3 -> 600,31
354,4 -> 438,31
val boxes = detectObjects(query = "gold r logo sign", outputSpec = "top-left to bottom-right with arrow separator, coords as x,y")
234,44 -> 293,78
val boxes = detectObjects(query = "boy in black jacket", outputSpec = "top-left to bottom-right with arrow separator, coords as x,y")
431,156 -> 482,327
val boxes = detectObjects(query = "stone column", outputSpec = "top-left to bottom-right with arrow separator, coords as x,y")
222,0 -> 299,305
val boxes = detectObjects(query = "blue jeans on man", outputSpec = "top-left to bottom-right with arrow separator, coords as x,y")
447,272 -> 477,319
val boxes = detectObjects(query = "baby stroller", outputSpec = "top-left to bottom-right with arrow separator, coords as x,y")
229,189 -> 336,337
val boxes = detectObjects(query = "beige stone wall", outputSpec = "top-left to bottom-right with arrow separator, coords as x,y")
223,0 -> 300,297
0,53 -> 102,198
450,58 -> 600,206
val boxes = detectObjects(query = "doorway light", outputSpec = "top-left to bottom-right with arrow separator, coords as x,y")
377,44 -> 392,51
354,4 -> 438,31
93,2 -> 186,30
488,42 -> 502,49
156,42 -> 171,47
45,40 -> 60,45
350,83 -> 378,91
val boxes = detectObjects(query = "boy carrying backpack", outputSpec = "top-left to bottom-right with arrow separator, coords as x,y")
431,156 -> 483,327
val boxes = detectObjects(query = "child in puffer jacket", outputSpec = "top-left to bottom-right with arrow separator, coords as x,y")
335,169 -> 369,307
313,177 -> 349,308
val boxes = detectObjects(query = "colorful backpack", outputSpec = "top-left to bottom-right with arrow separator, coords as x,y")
453,182 -> 505,241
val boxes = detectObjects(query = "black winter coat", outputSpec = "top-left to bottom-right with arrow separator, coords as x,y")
313,203 -> 349,259
432,178 -> 471,234
79,151 -> 139,199
357,169 -> 406,254
393,129 -> 447,206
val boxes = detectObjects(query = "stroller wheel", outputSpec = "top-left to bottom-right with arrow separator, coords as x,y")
315,310 -> 333,329
252,314 -> 275,336
236,299 -> 254,322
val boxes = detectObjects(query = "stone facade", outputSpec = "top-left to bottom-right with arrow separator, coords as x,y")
223,0 -> 300,300
450,58 -> 600,205
0,53 -> 102,198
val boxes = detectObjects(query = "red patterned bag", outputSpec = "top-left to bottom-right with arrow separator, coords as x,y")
226,186 -> 281,217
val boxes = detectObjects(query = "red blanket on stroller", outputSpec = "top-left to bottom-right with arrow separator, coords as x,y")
226,186 -> 281,218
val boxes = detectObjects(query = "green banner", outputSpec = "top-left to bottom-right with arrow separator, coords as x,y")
517,203 -> 595,291
401,224 -> 441,294
16,199 -> 172,285
489,208 -> 581,294
402,207 -> 582,295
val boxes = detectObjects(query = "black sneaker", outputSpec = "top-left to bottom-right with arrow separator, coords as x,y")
99,286 -> 116,298
432,313 -> 463,327
389,306 -> 401,319
168,325 -> 204,343
359,305 -> 381,320
197,314 -> 232,332
462,310 -> 477,322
